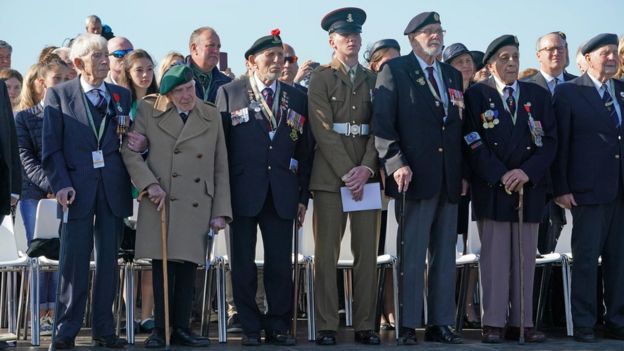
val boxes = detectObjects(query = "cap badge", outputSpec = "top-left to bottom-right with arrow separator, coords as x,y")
346,13 -> 354,22
433,13 -> 440,21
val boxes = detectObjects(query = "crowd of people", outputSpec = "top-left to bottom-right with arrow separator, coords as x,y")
1,6 -> 624,349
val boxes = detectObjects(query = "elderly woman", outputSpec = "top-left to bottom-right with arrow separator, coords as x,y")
365,39 -> 401,73
122,65 -> 231,348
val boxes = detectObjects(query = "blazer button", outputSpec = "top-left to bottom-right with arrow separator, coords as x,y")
493,142 -> 498,146
268,166 -> 272,170
195,178 -> 200,183
172,172 -> 178,177
352,91 -> 356,95
269,146 -> 273,150
192,202 -> 199,208
170,197 -> 177,201
616,155 -> 621,159
438,147 -> 443,152
352,106 -> 356,110
442,126 -> 445,131
197,154 -> 203,158
526,146 -> 531,150
174,148 -> 180,154
619,135 -> 622,140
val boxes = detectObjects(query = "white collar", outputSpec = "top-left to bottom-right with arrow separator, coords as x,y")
587,72 -> 611,92
540,70 -> 564,83
80,75 -> 106,94
493,75 -> 518,96
253,72 -> 277,94
414,52 -> 438,72
176,107 -> 191,116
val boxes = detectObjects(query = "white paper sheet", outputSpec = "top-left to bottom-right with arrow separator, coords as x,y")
340,182 -> 382,212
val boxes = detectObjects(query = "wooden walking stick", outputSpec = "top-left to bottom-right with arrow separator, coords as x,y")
291,220 -> 300,338
160,206 -> 171,350
517,187 -> 525,345
396,191 -> 406,344
49,197 -> 71,351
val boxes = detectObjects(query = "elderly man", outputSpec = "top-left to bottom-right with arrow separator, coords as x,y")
308,7 -> 380,346
552,33 -> 624,343
85,15 -> 102,35
216,29 -> 312,346
0,40 -> 11,69
576,45 -> 589,74
523,32 -> 576,256
185,27 -> 231,103
373,11 -> 464,345
122,65 -> 231,348
42,33 -> 132,349
105,37 -> 133,85
462,35 -> 555,344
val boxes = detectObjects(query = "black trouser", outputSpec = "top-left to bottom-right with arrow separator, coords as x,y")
230,192 -> 293,336
570,193 -> 624,329
152,259 -> 198,331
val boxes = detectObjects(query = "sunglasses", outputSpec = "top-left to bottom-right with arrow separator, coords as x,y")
284,56 -> 298,64
109,49 -> 133,58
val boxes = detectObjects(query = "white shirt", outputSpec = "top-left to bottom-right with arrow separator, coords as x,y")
588,72 -> 622,123
253,72 -> 277,99
492,75 -> 519,100
540,70 -> 564,95
80,76 -> 108,106
414,52 -> 448,108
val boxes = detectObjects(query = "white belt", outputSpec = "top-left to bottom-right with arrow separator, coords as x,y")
332,123 -> 370,137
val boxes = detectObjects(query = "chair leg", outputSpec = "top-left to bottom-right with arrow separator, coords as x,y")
200,264 -> 214,337
535,264 -> 552,329
124,262 -> 135,344
16,269 -> 26,340
30,259 -> 40,346
343,269 -> 353,327
305,259 -> 316,341
392,260 -> 400,341
455,265 -> 470,332
1,272 -> 6,328
216,260 -> 227,343
8,271 -> 17,334
115,266 -> 124,336
562,258 -> 573,336
374,266 -> 386,334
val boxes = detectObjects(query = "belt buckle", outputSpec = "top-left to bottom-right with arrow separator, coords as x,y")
348,123 -> 360,137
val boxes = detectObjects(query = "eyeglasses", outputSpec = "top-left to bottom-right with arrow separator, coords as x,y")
416,28 -> 446,36
109,49 -> 133,58
539,46 -> 566,53
284,56 -> 298,64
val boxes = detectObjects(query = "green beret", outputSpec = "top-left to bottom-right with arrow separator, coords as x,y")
483,34 -> 519,64
159,65 -> 193,95
321,7 -> 366,34
245,29 -> 283,59
582,33 -> 618,55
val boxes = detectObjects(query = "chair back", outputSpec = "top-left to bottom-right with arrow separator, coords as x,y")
554,209 -> 573,254
299,200 -> 316,257
33,199 -> 60,240
384,199 -> 398,256
0,221 -> 20,262
13,206 -> 28,254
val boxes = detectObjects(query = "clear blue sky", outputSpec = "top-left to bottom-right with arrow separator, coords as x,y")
1,0 -> 622,77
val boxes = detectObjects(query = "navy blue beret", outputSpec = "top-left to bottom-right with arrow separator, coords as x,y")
321,7 -> 366,34
442,43 -> 470,64
581,33 -> 618,55
245,29 -> 283,59
470,51 -> 485,71
483,35 -> 519,64
403,11 -> 440,35
364,39 -> 401,62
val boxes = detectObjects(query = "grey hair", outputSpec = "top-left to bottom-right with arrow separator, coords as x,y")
189,26 -> 217,50
69,33 -> 107,62
85,15 -> 101,26
0,40 -> 12,53
535,31 -> 567,51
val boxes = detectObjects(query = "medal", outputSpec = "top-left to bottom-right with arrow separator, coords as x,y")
417,77 -> 426,86
484,110 -> 494,118
249,100 -> 261,113
290,128 -> 299,141
483,122 -> 489,129
493,119 -> 500,125
488,122 -> 495,128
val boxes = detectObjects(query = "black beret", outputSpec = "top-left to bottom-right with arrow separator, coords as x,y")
159,65 -> 194,95
581,33 -> 618,55
403,11 -> 440,35
442,43 -> 470,64
470,50 -> 485,71
364,39 -> 401,62
245,29 -> 283,59
321,7 -> 366,34
483,35 -> 519,64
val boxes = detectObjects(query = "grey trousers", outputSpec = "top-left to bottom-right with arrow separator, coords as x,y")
477,219 -> 538,328
398,194 -> 458,328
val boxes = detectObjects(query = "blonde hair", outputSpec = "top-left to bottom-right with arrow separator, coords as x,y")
157,51 -> 184,87
616,36 -> 624,79
15,65 -> 40,111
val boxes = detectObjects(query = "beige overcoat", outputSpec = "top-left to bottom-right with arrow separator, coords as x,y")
122,94 -> 232,265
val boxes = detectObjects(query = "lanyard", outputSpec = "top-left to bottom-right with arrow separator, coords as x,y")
424,63 -> 448,113
81,88 -> 108,149
249,75 -> 281,131
501,85 -> 520,122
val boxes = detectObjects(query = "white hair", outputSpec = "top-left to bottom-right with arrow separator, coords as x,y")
69,33 -> 108,62
85,15 -> 101,26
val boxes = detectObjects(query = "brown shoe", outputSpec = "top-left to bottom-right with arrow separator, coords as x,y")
481,326 -> 503,343
505,327 -> 546,343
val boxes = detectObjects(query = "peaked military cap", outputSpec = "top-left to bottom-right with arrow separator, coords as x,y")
159,65 -> 193,95
364,39 -> 401,62
581,33 -> 618,55
321,7 -> 366,34
442,43 -> 470,64
403,11 -> 441,35
245,29 -> 283,59
483,35 -> 519,64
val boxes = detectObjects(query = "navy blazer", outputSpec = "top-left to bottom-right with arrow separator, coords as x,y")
0,80 -> 21,215
373,53 -> 464,202
463,78 -> 557,222
552,73 -> 624,205
216,78 -> 313,220
523,71 -> 577,93
42,78 -> 133,219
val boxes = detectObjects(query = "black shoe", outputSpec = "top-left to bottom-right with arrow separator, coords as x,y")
265,330 -> 296,345
574,327 -> 597,343
50,337 -> 75,350
93,335 -> 127,349
355,330 -> 380,345
605,326 -> 624,340
398,327 -> 418,345
0,341 -> 7,350
425,325 -> 463,344
171,327 -> 210,347
144,331 -> 165,349
315,330 -> 336,345
481,326 -> 503,344
227,313 -> 242,333
241,334 -> 261,346
381,322 -> 395,331
504,327 -> 546,343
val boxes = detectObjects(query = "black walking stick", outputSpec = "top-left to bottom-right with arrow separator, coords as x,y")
49,192 -> 72,351
517,187 -> 525,345
291,219 -> 300,338
200,229 -> 216,337
396,191 -> 406,344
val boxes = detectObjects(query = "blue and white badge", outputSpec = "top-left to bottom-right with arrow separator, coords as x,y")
289,158 -> 299,173
464,131 -> 481,145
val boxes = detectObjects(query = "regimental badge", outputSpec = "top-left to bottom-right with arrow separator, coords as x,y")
433,12 -> 440,21
417,77 -> 426,86
346,13 -> 353,22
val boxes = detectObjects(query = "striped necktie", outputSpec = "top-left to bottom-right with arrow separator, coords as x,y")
602,84 -> 620,128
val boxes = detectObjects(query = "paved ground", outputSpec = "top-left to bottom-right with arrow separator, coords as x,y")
3,324 -> 624,351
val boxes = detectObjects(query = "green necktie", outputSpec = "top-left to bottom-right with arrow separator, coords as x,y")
349,67 -> 356,84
